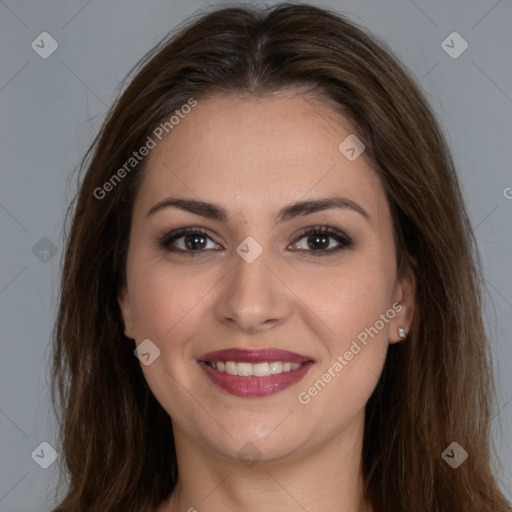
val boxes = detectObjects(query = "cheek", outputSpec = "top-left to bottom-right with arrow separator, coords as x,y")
295,298 -> 391,427
292,258 -> 394,411
292,257 -> 394,349
128,245 -> 395,350
129,265 -> 205,342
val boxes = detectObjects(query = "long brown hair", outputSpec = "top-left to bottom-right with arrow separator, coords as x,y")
50,3 -> 511,511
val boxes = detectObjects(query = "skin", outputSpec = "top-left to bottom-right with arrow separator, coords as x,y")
118,90 -> 415,512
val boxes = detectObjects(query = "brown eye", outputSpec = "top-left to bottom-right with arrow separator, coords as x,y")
159,228 -> 221,254
291,226 -> 353,256
158,225 -> 352,257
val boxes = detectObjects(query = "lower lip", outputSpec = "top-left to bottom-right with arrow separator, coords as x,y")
198,361 -> 314,397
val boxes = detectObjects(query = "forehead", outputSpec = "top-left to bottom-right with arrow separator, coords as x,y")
134,91 -> 386,223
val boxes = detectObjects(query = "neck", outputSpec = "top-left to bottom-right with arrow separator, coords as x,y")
158,411 -> 372,512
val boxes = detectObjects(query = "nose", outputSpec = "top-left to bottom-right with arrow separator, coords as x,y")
214,246 -> 291,333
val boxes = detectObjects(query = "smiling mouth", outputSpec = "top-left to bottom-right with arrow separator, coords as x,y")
197,348 -> 314,397
204,360 -> 304,376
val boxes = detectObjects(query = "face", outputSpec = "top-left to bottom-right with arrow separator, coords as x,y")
118,90 -> 415,464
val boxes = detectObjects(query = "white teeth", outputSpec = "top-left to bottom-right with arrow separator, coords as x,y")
253,362 -> 270,377
225,361 -> 237,375
269,361 -> 282,374
237,362 -> 253,376
208,360 -> 305,376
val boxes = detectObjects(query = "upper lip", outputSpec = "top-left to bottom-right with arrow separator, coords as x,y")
199,348 -> 314,364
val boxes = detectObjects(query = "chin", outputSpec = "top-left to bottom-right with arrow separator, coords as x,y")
209,423 -> 312,464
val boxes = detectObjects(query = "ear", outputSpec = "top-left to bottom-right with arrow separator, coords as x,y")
118,284 -> 135,339
389,263 -> 416,344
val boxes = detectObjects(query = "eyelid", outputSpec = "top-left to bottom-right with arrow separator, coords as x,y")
158,226 -> 220,253
158,224 -> 353,255
290,225 -> 353,255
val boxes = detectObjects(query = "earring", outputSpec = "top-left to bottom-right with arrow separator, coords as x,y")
397,327 -> 406,339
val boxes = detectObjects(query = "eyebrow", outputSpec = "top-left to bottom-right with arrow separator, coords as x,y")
146,196 -> 370,223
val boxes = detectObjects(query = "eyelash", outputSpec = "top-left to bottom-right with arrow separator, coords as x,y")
158,225 -> 353,257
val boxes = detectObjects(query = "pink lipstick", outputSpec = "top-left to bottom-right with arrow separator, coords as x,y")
198,348 -> 314,397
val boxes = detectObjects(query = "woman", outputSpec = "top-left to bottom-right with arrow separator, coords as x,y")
50,2 -> 511,511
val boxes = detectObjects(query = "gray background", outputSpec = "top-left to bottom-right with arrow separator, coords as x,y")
0,0 -> 511,510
